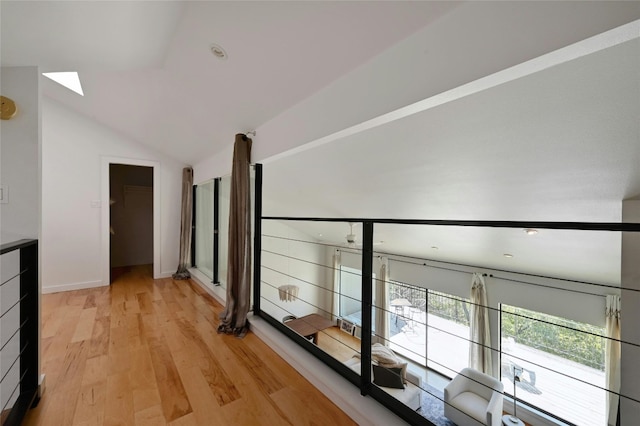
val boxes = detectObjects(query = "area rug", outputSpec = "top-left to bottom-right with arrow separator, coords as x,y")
417,384 -> 456,426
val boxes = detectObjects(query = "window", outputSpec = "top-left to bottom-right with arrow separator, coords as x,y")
195,180 -> 214,279
389,281 -> 427,364
501,305 -> 606,426
427,290 -> 470,377
388,282 -> 470,377
338,266 -> 375,327
339,266 -> 362,320
218,176 -> 231,287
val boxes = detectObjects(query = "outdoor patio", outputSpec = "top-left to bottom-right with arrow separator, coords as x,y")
389,310 -> 606,426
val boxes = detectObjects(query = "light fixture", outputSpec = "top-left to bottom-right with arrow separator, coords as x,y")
431,246 -> 439,250
523,228 -> 538,235
1,96 -> 17,120
42,72 -> 84,96
503,366 -> 524,425
210,43 -> 228,60
504,253 -> 514,258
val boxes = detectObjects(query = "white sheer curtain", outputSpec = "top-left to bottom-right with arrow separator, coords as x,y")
606,294 -> 621,426
374,257 -> 389,345
331,249 -> 341,320
469,273 -> 492,375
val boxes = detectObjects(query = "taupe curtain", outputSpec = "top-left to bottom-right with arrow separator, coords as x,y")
172,167 -> 193,280
606,294 -> 621,426
218,134 -> 252,337
469,273 -> 493,375
374,257 -> 389,345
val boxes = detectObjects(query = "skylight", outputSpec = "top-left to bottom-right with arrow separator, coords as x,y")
42,72 -> 84,96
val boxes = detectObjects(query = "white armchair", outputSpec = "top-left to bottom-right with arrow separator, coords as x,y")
444,368 -> 504,426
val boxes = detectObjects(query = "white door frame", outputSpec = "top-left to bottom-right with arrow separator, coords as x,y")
101,156 -> 161,285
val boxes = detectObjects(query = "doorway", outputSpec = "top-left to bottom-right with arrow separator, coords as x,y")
109,164 -> 154,282
100,157 -> 162,285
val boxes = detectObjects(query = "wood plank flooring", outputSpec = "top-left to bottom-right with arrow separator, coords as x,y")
25,265 -> 356,426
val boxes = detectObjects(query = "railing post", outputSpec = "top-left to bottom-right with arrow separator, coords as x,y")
213,178 -> 220,285
361,220 -> 374,395
253,164 -> 263,315
191,184 -> 197,267
20,242 -> 38,400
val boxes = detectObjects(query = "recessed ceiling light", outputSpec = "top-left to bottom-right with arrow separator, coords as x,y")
318,233 -> 323,237
524,228 -> 538,235
504,253 -> 514,258
210,44 -> 228,60
42,72 -> 84,96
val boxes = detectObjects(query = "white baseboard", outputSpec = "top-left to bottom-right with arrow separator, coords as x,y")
41,280 -> 106,294
158,271 -> 174,279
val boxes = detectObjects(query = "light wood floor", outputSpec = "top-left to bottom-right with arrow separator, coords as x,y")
25,265 -> 356,426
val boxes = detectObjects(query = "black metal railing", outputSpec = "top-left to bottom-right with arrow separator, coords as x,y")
253,211 -> 640,426
0,239 -> 39,426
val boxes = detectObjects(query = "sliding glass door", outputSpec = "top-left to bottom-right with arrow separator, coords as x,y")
387,281 -> 470,377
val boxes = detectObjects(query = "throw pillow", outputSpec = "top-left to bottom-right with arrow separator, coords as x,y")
394,361 -> 408,384
373,365 -> 405,389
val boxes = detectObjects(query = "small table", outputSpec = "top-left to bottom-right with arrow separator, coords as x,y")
390,298 -> 412,325
285,313 -> 334,344
502,415 -> 525,426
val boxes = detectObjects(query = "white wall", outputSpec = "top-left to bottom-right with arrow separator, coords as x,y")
41,98 -> 186,292
0,65 -> 43,399
193,2 -> 640,181
260,220 -> 330,322
0,67 -> 40,243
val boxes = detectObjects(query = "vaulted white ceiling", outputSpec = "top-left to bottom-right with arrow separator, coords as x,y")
2,1 -> 639,286
1,0 -> 460,164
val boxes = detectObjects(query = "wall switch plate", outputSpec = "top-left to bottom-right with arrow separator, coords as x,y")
90,200 -> 101,208
0,184 -> 8,204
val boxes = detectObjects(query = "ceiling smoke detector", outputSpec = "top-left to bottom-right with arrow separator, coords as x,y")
210,44 -> 228,60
